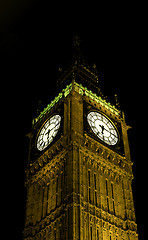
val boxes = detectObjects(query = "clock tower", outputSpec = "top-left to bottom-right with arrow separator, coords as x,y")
23,38 -> 138,240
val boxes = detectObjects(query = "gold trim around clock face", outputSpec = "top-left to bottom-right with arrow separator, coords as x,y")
87,111 -> 119,146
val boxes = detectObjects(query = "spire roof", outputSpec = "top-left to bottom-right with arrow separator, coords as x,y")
73,35 -> 81,46
57,36 -> 101,95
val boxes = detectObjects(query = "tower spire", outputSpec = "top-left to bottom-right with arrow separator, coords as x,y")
72,35 -> 87,66
57,36 -> 100,94
73,35 -> 81,47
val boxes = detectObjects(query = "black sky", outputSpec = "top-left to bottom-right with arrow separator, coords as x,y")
1,1 -> 147,239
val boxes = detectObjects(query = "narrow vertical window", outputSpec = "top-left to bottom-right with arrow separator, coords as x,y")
46,184 -> 49,215
97,229 -> 99,240
107,197 -> 109,212
122,180 -> 127,219
56,176 -> 58,207
64,160 -> 66,184
90,226 -> 92,240
88,170 -> 91,203
106,180 -> 108,196
111,183 -> 114,199
41,187 -> 44,219
113,200 -> 115,215
89,188 -> 91,204
111,182 -> 115,215
95,191 -> 97,206
94,173 -> 97,206
106,180 -> 109,212
56,176 -> 58,192
88,170 -> 90,187
94,173 -> 97,190
61,172 -> 63,204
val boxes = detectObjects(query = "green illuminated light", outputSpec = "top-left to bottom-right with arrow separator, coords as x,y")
32,82 -> 120,126
74,82 -> 120,115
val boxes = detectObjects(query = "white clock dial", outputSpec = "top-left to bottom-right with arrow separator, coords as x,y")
87,111 -> 118,145
37,114 -> 61,151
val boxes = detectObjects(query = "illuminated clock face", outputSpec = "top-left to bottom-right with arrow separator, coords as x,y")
87,111 -> 118,145
37,114 -> 61,151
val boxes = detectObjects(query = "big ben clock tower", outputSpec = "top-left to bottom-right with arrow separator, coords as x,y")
23,37 -> 138,240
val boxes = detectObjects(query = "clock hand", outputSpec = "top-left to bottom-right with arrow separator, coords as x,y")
44,129 -> 50,140
99,125 -> 105,134
99,125 -> 117,138
45,129 -> 50,134
45,122 -> 60,139
46,122 -> 60,134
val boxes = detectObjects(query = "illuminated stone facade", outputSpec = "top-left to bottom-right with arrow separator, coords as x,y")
23,44 -> 138,239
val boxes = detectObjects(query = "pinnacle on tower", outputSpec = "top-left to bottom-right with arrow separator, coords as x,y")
73,35 -> 81,47
57,36 -> 100,95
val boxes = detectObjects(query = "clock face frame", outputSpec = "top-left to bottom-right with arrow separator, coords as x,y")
87,111 -> 119,146
36,114 -> 61,151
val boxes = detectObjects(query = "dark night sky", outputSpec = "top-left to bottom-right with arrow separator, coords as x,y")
1,1 -> 147,239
